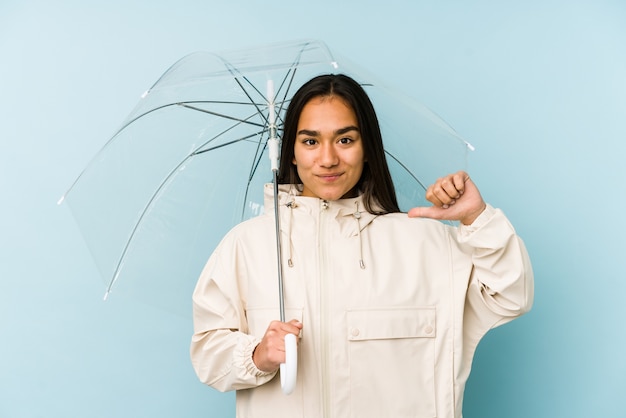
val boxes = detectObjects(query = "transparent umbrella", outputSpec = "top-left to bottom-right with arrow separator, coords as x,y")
60,37 -> 473,311
60,37 -> 472,315
60,37 -> 473,314
59,40 -> 472,392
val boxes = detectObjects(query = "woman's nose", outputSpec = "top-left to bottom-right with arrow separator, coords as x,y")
318,143 -> 338,167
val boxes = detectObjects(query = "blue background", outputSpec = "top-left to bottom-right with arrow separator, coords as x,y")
1,1 -> 625,417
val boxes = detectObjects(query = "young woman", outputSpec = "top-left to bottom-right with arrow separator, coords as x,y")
191,74 -> 533,418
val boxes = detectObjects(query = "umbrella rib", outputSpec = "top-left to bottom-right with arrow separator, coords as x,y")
62,100 -> 269,200
274,70 -> 297,127
192,130 -> 267,155
106,123 -> 271,294
177,102 -> 265,127
232,77 -> 271,128
223,46 -> 311,221
384,149 -> 427,191
106,123 -> 268,295
237,67 -> 300,220
218,65 -> 277,221
190,102 -> 270,155
105,151 -> 199,296
240,132 -> 270,220
274,40 -> 321,119
122,100 -> 265,134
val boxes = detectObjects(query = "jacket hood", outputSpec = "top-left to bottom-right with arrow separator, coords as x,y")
263,183 -> 379,234
263,183 -> 379,269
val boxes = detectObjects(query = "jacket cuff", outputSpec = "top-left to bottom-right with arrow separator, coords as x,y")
241,337 -> 276,378
457,203 -> 497,239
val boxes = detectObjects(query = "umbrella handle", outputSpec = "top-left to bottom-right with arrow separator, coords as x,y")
280,333 -> 298,395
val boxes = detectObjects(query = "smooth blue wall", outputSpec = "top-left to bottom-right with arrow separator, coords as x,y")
1,1 -> 624,417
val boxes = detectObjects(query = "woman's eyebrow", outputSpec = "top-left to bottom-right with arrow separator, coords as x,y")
335,125 -> 359,135
296,126 -> 359,137
297,129 -> 319,137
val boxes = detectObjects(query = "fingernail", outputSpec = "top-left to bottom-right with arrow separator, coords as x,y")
442,204 -> 449,209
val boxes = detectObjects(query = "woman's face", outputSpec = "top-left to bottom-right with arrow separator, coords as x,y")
292,95 -> 365,201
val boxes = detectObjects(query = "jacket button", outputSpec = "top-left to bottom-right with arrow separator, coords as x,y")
424,326 -> 434,335
351,328 -> 360,337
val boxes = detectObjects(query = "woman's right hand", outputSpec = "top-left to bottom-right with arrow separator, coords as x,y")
252,319 -> 303,372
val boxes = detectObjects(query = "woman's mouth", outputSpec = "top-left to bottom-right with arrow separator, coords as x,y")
317,173 -> 342,182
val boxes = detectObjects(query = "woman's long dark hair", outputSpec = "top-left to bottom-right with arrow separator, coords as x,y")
277,74 -> 400,214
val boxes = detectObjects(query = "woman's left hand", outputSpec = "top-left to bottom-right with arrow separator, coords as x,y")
407,171 -> 486,225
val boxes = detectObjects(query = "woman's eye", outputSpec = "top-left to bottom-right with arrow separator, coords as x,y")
303,139 -> 317,146
339,137 -> 353,144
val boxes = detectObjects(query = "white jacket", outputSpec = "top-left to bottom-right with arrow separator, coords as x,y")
191,184 -> 533,418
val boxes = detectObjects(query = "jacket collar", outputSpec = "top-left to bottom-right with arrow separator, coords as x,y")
263,183 -> 376,269
263,183 -> 378,232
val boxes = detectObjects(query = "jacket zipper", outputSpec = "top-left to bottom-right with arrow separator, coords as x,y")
319,199 -> 331,417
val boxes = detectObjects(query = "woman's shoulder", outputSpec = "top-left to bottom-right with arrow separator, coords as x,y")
211,214 -> 274,254
375,211 -> 440,224
373,211 -> 454,234
228,213 -> 273,235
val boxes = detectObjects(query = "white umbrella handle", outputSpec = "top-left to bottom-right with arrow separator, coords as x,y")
280,333 -> 297,395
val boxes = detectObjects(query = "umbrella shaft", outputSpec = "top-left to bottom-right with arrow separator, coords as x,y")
273,171 -> 286,322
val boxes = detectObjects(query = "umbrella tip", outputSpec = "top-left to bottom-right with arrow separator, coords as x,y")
57,195 -> 65,205
103,291 -> 110,301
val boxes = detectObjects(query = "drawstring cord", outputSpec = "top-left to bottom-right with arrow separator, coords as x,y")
353,201 -> 366,269
282,193 -> 366,270
286,190 -> 297,267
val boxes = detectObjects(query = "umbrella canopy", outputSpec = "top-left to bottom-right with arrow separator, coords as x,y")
60,40 -> 472,316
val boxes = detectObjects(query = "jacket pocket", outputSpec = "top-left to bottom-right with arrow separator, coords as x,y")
347,307 -> 436,418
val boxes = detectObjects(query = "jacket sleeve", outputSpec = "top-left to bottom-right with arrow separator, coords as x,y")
456,204 -> 534,332
190,232 -> 277,392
